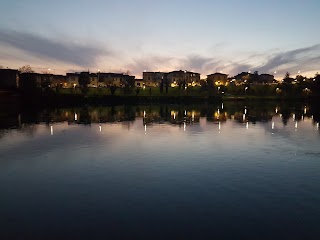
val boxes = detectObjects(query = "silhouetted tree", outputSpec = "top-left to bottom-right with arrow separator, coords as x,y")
78,72 -> 90,94
165,79 -> 169,94
19,65 -> 34,73
160,78 -> 164,94
135,88 -> 140,96
109,85 -> 117,95
182,80 -> 186,90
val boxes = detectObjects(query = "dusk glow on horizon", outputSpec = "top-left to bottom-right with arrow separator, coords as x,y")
1,0 -> 320,78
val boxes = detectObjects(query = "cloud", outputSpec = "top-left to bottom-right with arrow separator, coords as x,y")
0,29 -> 111,67
256,44 -> 320,73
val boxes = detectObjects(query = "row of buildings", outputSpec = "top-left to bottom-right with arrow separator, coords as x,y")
0,68 -> 275,90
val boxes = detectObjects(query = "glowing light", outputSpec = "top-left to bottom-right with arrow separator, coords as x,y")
317,123 -> 319,130
217,109 -> 220,115
274,71 -> 277,74
174,113 -> 176,120
275,108 -> 278,114
143,111 -> 146,118
243,114 -> 246,121
246,122 -> 249,129
295,121 -> 298,129
185,110 -> 187,116
304,106 -> 307,114
99,125 -> 102,132
192,111 -> 195,121
293,114 -> 295,121
244,108 -> 247,115
50,125 -> 53,136
219,122 -> 221,130
144,124 -> 147,134
74,113 -> 78,121
184,122 -> 186,132
298,70 -> 301,74
272,122 -> 275,130
221,103 -> 224,110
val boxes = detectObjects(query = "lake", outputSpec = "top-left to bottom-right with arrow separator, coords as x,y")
0,101 -> 320,239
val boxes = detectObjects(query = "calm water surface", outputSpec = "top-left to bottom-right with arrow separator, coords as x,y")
0,102 -> 320,239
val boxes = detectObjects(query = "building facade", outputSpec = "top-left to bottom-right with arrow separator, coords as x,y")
0,69 -> 20,89
143,72 -> 166,87
207,73 -> 228,86
166,70 -> 200,87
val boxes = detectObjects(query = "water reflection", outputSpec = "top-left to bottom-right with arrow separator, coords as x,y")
0,102 -> 319,135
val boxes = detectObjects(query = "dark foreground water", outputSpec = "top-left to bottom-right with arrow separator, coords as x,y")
0,102 -> 320,239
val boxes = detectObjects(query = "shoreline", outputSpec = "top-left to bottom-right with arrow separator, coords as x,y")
1,90 -> 319,107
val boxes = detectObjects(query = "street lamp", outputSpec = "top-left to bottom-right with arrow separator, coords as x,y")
245,86 -> 248,93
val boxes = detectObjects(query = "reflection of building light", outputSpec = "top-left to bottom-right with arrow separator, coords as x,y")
221,103 -> 224,110
280,114 -> 282,118
275,108 -> 278,114
143,111 -> 146,118
246,122 -> 249,129
144,124 -> 147,134
244,108 -> 247,115
217,109 -> 220,115
174,113 -> 176,120
219,122 -> 221,130
50,125 -> 53,136
272,122 -> 275,130
99,125 -> 102,132
302,115 -> 304,121
192,111 -> 195,121
231,115 -> 235,120
185,110 -> 187,116
184,122 -> 186,131
295,121 -> 298,130
311,115 -> 314,119
304,107 -> 307,114
243,114 -> 246,121
293,114 -> 295,121
317,123 -> 319,130
75,113 -> 78,121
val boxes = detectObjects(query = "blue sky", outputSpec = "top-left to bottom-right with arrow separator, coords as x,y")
0,0 -> 319,78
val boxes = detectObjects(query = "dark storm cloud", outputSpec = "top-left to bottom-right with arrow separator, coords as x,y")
0,29 -> 111,67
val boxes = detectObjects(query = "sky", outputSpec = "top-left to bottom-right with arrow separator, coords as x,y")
0,0 -> 320,79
